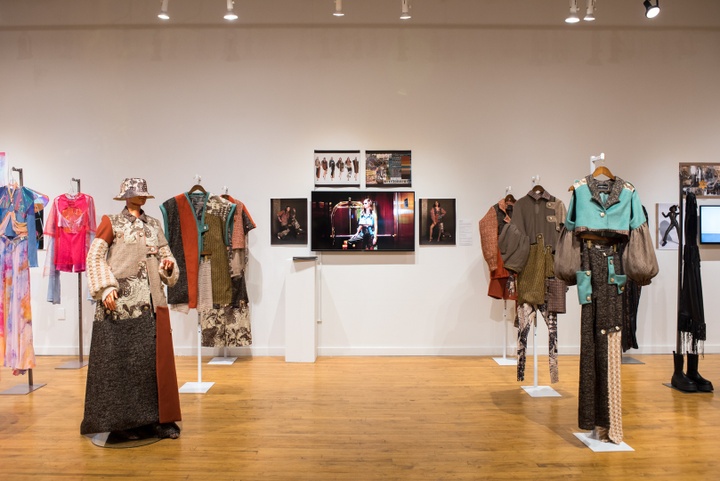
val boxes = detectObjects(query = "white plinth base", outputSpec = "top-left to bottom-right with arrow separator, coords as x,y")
574,432 -> 634,452
493,357 -> 517,366
179,381 -> 214,393
208,357 -> 237,365
521,385 -> 561,397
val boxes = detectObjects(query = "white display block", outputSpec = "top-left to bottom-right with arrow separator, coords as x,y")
208,357 -> 237,365
574,432 -> 634,452
179,381 -> 215,393
521,385 -> 561,397
285,257 -> 318,363
493,357 -> 518,366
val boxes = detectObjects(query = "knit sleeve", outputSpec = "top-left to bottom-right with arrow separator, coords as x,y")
479,206 -> 499,272
86,237 -> 117,300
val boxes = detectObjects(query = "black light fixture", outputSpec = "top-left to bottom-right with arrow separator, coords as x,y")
644,0 -> 660,19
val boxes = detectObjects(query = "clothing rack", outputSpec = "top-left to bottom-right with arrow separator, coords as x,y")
493,186 -> 517,366
178,175 -> 215,393
0,167 -> 46,394
56,178 -> 88,369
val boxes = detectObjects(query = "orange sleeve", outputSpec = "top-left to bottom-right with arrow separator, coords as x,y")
95,215 -> 114,245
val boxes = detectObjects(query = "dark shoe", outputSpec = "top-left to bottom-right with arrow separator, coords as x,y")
671,351 -> 698,392
686,352 -> 714,392
153,422 -> 181,439
109,429 -> 141,442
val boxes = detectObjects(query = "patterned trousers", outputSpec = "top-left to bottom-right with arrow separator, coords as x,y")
578,241 -> 625,444
516,302 -> 559,384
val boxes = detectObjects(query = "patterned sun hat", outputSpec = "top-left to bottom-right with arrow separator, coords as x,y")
113,178 -> 155,200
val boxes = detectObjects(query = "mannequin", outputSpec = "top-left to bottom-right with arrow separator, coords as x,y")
81,178 -> 182,442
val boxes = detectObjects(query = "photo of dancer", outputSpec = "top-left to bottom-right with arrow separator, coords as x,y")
419,198 -> 456,246
271,198 -> 308,245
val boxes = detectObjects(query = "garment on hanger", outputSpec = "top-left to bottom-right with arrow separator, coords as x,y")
201,194 -> 256,347
479,197 -> 517,300
161,189 -> 259,347
554,174 -> 658,444
0,184 -> 48,374
498,187 -> 567,384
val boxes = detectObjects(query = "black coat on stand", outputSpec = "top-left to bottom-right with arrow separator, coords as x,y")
678,192 -> 706,353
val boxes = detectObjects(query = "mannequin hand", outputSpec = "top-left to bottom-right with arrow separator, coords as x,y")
161,259 -> 175,275
103,289 -> 118,311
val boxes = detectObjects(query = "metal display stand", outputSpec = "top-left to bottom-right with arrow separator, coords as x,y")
492,300 -> 517,366
179,317 -> 214,393
209,347 -> 237,365
521,312 -> 560,398
57,178 -> 89,369
1,167 -> 46,394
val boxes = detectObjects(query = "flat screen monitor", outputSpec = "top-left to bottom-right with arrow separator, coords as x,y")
699,205 -> 720,244
311,191 -> 415,252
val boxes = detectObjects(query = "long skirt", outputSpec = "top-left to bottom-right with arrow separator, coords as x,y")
81,307 -> 181,435
1,235 -> 35,374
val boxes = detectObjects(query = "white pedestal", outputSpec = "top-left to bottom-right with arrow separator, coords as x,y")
179,381 -> 215,394
521,385 -> 561,397
574,432 -> 634,452
285,257 -> 318,363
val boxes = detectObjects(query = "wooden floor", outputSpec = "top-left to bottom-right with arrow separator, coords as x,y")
0,354 -> 718,480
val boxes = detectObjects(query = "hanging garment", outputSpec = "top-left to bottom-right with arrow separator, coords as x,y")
479,198 -> 517,300
499,189 -> 567,382
554,175 -> 658,444
81,208 -> 181,435
43,192 -> 97,304
44,192 -> 96,272
678,192 -> 705,354
160,192 -> 235,310
0,185 -> 47,375
161,191 -> 257,347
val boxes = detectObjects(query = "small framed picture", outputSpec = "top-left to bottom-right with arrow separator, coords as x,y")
365,150 -> 412,187
419,198 -> 456,246
314,150 -> 361,187
271,198 -> 308,245
656,202 -> 680,250
680,163 -> 720,197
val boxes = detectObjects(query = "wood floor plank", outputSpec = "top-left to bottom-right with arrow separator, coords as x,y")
0,354 -> 718,480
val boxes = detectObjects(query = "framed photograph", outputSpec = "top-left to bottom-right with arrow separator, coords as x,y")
311,190 -> 415,252
680,163 -> 720,197
365,150 -> 411,187
314,150 -> 361,187
271,198 -> 308,245
656,202 -> 680,250
419,198 -> 456,246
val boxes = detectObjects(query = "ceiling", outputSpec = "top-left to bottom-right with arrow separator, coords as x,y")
1,0 -> 719,30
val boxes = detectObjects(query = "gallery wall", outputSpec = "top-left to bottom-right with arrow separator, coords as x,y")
1,0 -> 720,359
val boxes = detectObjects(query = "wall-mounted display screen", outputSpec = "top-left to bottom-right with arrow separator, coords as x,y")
699,205 -> 720,244
311,191 -> 415,252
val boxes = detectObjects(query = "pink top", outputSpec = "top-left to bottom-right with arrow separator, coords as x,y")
44,193 -> 97,272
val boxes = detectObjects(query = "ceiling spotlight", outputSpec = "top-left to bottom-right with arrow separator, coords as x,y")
333,0 -> 344,17
584,0 -> 596,21
565,0 -> 580,24
224,0 -> 238,21
400,0 -> 411,20
644,0 -> 660,19
158,0 -> 170,20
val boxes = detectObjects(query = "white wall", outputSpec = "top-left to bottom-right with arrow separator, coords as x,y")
1,0 -> 720,358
